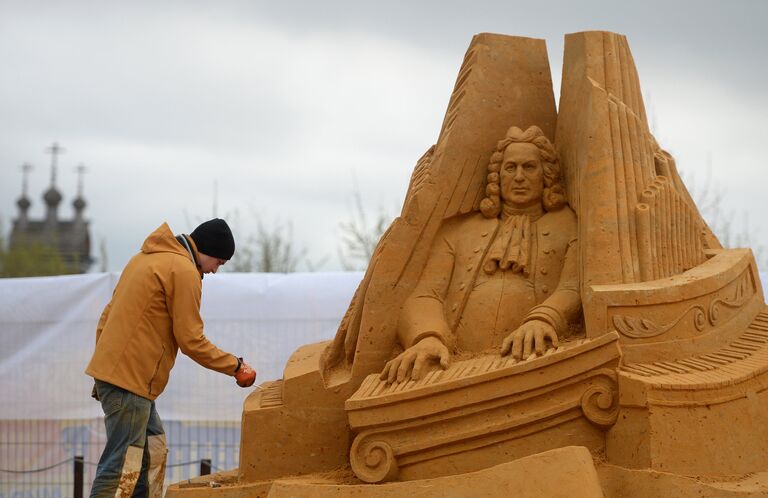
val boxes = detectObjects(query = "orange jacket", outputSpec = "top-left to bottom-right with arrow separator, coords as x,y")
85,223 -> 238,400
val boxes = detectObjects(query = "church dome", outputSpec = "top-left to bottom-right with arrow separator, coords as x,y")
73,196 -> 86,211
43,186 -> 62,206
16,196 -> 31,211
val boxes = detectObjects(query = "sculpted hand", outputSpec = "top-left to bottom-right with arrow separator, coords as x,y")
500,320 -> 559,360
380,336 -> 450,384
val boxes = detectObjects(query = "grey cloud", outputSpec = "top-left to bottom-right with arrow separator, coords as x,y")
1,0 -> 766,271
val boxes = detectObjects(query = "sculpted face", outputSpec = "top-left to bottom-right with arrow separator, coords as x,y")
499,142 -> 545,209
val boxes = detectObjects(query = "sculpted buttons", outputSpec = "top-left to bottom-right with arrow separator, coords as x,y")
541,285 -> 549,293
540,268 -> 548,275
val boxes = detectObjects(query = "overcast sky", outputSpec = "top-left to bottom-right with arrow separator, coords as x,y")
1,0 -> 766,272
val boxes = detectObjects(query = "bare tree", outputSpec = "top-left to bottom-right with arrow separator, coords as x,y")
184,203 -> 325,273
338,185 -> 393,271
228,218 -> 305,273
682,161 -> 767,269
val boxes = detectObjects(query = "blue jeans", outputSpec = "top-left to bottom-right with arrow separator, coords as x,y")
90,380 -> 166,498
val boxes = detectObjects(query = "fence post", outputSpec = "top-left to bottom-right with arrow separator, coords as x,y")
74,455 -> 84,498
200,458 -> 211,476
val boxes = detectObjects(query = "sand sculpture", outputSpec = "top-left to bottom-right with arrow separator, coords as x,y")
168,31 -> 768,497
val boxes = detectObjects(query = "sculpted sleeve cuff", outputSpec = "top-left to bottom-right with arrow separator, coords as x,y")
523,304 -> 567,335
410,331 -> 447,347
398,295 -> 452,348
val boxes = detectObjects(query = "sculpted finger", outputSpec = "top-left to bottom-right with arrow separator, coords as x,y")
549,331 -> 559,348
386,358 -> 401,384
439,348 -> 450,370
500,335 -> 512,356
412,353 -> 428,381
523,331 -> 534,359
380,361 -> 392,381
512,333 -> 524,360
534,329 -> 545,356
396,354 -> 415,383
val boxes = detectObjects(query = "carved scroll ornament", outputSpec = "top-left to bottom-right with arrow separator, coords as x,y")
350,438 -> 399,483
613,271 -> 753,339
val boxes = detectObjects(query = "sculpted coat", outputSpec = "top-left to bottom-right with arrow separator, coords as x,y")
399,207 -> 580,354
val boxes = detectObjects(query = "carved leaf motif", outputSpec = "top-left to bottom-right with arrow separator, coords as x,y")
612,272 -> 754,341
709,271 -> 753,325
612,315 -> 665,339
613,304 -> 707,339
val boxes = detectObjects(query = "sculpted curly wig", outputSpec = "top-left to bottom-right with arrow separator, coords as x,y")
479,125 -> 567,218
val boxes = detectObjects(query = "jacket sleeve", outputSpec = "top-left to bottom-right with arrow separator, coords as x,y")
397,229 -> 455,349
524,238 -> 581,334
167,266 -> 239,375
95,299 -> 113,344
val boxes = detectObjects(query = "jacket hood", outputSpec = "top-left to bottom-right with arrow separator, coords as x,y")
141,223 -> 190,258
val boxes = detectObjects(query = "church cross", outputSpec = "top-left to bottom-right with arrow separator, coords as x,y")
45,142 -> 65,186
75,164 -> 88,196
20,163 -> 33,197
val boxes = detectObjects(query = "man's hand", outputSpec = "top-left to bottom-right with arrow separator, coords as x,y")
501,320 -> 558,360
380,336 -> 450,384
235,360 -> 257,387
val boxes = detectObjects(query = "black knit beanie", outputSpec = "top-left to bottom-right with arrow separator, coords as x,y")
190,218 -> 235,260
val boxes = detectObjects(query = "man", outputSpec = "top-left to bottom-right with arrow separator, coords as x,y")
86,218 -> 256,497
381,126 -> 581,383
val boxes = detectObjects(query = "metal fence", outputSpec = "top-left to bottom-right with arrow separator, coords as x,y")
0,418 -> 240,497
0,272 -> 365,497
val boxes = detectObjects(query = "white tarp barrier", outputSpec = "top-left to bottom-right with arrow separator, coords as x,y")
1,270 -> 768,422
0,271 -> 362,421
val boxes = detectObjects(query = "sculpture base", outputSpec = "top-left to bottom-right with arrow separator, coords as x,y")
165,446 -> 768,498
598,464 -> 768,498
166,446 -> 605,498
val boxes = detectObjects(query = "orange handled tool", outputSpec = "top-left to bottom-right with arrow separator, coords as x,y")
235,359 -> 256,387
